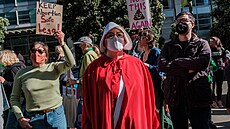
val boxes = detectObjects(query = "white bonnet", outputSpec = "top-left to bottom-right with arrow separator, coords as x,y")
99,22 -> 132,53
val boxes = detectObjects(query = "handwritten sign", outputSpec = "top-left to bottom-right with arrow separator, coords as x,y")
127,0 -> 152,30
36,2 -> 63,35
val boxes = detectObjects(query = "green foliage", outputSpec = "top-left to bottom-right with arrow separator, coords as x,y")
0,17 -> 9,43
58,0 -> 102,43
59,0 -> 165,45
210,0 -> 230,49
170,22 -> 177,40
150,0 -> 165,42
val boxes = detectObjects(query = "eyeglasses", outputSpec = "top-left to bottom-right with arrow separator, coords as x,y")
31,48 -> 45,54
176,18 -> 192,23
105,32 -> 124,39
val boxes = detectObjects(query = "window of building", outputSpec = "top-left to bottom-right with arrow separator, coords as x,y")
18,10 -> 30,24
5,0 -> 14,4
29,35 -> 46,43
4,38 -> 12,50
11,36 -> 28,46
17,0 -> 29,2
12,45 -> 29,55
16,0 -> 37,2
197,13 -> 211,30
0,0 -> 4,4
5,12 -> 17,25
194,0 -> 209,6
162,0 -> 174,9
29,9 -> 36,23
0,13 -> 4,18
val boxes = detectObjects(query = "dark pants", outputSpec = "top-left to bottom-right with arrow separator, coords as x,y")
169,106 -> 211,129
5,105 -> 26,129
212,69 -> 224,100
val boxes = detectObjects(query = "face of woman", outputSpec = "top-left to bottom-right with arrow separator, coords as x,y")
104,28 -> 126,52
138,35 -> 148,47
30,43 -> 47,66
209,39 -> 217,48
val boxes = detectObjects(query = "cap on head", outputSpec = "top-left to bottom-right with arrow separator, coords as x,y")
74,36 -> 93,46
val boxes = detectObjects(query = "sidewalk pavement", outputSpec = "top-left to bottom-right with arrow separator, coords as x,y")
188,81 -> 230,129
211,81 -> 230,129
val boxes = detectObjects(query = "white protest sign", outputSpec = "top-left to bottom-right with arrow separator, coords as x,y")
127,0 -> 152,30
36,2 -> 63,35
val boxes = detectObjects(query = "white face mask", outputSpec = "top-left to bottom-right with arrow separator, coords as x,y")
106,36 -> 124,52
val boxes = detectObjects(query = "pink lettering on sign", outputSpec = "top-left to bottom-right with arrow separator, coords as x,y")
131,20 -> 152,30
41,16 -> 54,23
128,2 -> 146,11
129,0 -> 145,3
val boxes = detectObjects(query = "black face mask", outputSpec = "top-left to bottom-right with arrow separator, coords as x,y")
176,22 -> 189,34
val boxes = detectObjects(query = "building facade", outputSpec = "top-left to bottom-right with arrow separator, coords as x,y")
161,0 -> 212,40
0,0 -> 58,64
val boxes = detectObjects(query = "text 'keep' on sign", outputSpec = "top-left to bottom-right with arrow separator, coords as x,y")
36,2 -> 63,36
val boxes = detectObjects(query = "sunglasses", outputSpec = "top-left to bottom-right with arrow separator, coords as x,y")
31,49 -> 45,54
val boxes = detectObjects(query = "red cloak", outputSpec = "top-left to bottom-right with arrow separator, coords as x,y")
82,53 -> 160,129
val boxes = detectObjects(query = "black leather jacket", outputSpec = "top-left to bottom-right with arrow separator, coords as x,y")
158,33 -> 212,108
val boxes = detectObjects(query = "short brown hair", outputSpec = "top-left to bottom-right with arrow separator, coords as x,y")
176,12 -> 195,22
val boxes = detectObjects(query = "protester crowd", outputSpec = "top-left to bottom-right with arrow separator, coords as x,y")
0,11 -> 230,129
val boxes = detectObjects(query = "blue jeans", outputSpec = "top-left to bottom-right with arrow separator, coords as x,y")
169,106 -> 211,129
5,105 -> 26,129
25,105 -> 67,129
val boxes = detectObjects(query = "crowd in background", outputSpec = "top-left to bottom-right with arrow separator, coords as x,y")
0,11 -> 229,129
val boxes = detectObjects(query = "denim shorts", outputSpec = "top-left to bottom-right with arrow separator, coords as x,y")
25,105 -> 67,129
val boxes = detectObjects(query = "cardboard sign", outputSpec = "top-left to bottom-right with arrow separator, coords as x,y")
36,2 -> 63,35
127,0 -> 152,30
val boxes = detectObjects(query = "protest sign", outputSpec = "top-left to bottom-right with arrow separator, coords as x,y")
36,2 -> 63,35
127,0 -> 152,30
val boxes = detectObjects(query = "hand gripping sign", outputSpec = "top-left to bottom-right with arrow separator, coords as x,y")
36,2 -> 63,36
127,0 -> 152,30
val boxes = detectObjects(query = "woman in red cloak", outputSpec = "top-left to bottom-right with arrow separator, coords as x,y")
82,22 -> 160,129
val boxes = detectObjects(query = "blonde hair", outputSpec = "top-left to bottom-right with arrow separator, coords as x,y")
0,50 -> 19,66
55,45 -> 65,60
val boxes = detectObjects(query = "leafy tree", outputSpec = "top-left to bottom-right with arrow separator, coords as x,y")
98,0 -> 129,32
58,0 -> 102,43
151,0 -> 165,44
0,17 -> 9,43
59,0 -> 165,45
210,0 -> 230,49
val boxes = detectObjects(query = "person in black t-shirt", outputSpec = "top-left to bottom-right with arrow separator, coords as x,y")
209,36 -> 227,108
